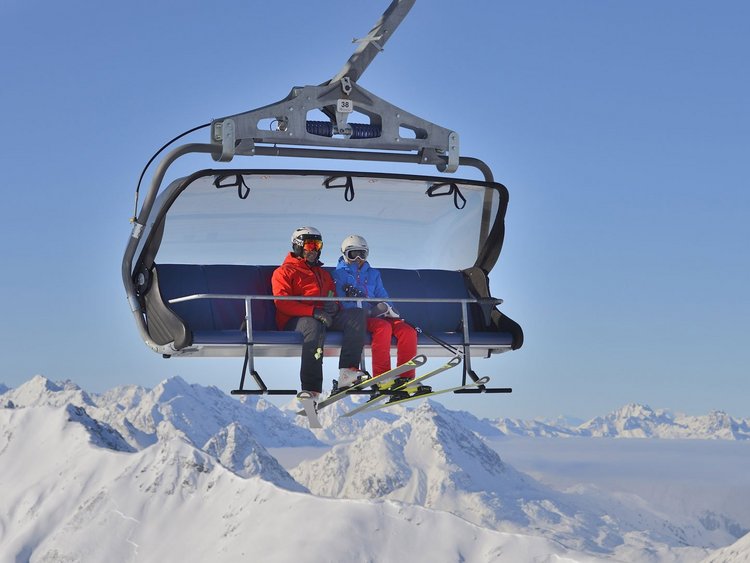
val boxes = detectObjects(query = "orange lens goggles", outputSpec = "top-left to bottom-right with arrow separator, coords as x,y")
302,239 -> 323,251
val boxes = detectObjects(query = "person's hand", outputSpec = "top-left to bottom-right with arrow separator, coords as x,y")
343,284 -> 365,298
323,300 -> 339,315
313,308 -> 333,327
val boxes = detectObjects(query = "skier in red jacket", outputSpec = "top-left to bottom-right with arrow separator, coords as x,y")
272,227 -> 367,400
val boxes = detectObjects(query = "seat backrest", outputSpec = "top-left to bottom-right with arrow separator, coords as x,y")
154,264 -> 472,334
155,264 -> 213,330
154,264 -> 276,331
203,265 -> 275,331
379,268 -> 470,333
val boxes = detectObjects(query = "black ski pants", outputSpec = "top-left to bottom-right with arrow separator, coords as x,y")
284,307 -> 366,393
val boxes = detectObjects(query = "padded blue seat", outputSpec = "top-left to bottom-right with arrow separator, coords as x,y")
151,263 -> 513,357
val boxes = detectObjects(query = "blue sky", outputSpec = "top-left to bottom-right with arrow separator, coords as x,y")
1,1 -> 747,421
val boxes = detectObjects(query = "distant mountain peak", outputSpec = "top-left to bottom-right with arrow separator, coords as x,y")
95,376 -> 323,450
404,400 -> 510,479
291,397 -> 514,503
152,375 -> 202,400
5,374 -> 95,409
617,402 -> 657,417
202,422 -> 307,492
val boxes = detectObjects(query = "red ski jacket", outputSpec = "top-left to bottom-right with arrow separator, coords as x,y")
271,253 -> 336,329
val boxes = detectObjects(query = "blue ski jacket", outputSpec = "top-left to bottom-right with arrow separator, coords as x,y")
333,257 -> 390,311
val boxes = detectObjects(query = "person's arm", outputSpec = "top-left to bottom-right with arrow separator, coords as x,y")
332,270 -> 347,297
271,267 -> 316,318
372,268 -> 390,300
321,271 -> 341,314
370,267 -> 401,318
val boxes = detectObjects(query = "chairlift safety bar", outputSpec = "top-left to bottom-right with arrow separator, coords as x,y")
168,293 -> 504,384
167,294 -> 503,350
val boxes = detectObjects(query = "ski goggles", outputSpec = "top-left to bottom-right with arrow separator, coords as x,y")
302,239 -> 323,251
345,248 -> 368,261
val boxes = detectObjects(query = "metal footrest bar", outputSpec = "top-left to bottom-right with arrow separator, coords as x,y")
231,388 -> 298,396
232,347 -> 297,395
454,387 -> 512,394
456,367 -> 512,394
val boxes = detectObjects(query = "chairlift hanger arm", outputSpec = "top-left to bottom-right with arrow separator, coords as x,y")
321,0 -> 414,136
209,0 -> 459,172
328,0 -> 415,85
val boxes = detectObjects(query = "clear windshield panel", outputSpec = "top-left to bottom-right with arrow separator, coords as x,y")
155,172 -> 499,270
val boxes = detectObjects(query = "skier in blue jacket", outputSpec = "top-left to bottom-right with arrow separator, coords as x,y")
333,235 -> 417,379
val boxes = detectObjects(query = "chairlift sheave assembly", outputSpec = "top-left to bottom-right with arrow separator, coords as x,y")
122,0 -> 523,400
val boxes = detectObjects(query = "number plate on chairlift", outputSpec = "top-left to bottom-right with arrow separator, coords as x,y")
336,99 -> 354,113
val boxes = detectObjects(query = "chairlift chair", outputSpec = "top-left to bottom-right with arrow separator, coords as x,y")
122,0 -> 523,396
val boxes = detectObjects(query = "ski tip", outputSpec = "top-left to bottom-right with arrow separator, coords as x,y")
308,418 -> 323,429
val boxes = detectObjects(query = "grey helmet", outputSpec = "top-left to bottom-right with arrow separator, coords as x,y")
341,234 -> 369,262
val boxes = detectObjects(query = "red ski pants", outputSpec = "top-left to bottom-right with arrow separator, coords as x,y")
367,317 -> 418,379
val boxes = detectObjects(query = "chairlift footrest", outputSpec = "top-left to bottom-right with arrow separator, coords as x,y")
453,387 -> 512,394
230,389 -> 299,395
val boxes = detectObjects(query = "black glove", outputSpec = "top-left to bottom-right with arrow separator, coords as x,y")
323,300 -> 340,315
343,283 -> 366,298
313,308 -> 333,328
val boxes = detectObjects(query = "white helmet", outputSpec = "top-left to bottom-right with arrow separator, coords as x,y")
291,226 -> 322,255
341,234 -> 369,262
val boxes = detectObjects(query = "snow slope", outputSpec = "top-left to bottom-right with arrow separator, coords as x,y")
0,399 -> 603,563
701,531 -> 750,563
290,401 -> 715,561
1,376 -> 748,562
90,375 -> 322,449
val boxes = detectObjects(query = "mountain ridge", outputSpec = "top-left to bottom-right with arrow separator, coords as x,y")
0,393 -> 606,563
1,375 -> 747,562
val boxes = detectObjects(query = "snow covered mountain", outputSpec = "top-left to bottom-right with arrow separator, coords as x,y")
577,403 -> 680,438
481,402 -> 750,440
283,393 -> 403,443
3,374 -> 97,409
290,400 -> 725,560
701,531 -> 750,563
202,421 -> 306,491
1,375 -> 748,562
576,403 -> 750,440
2,375 -> 312,492
494,415 -> 581,438
0,379 -> 605,563
90,375 -> 322,449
